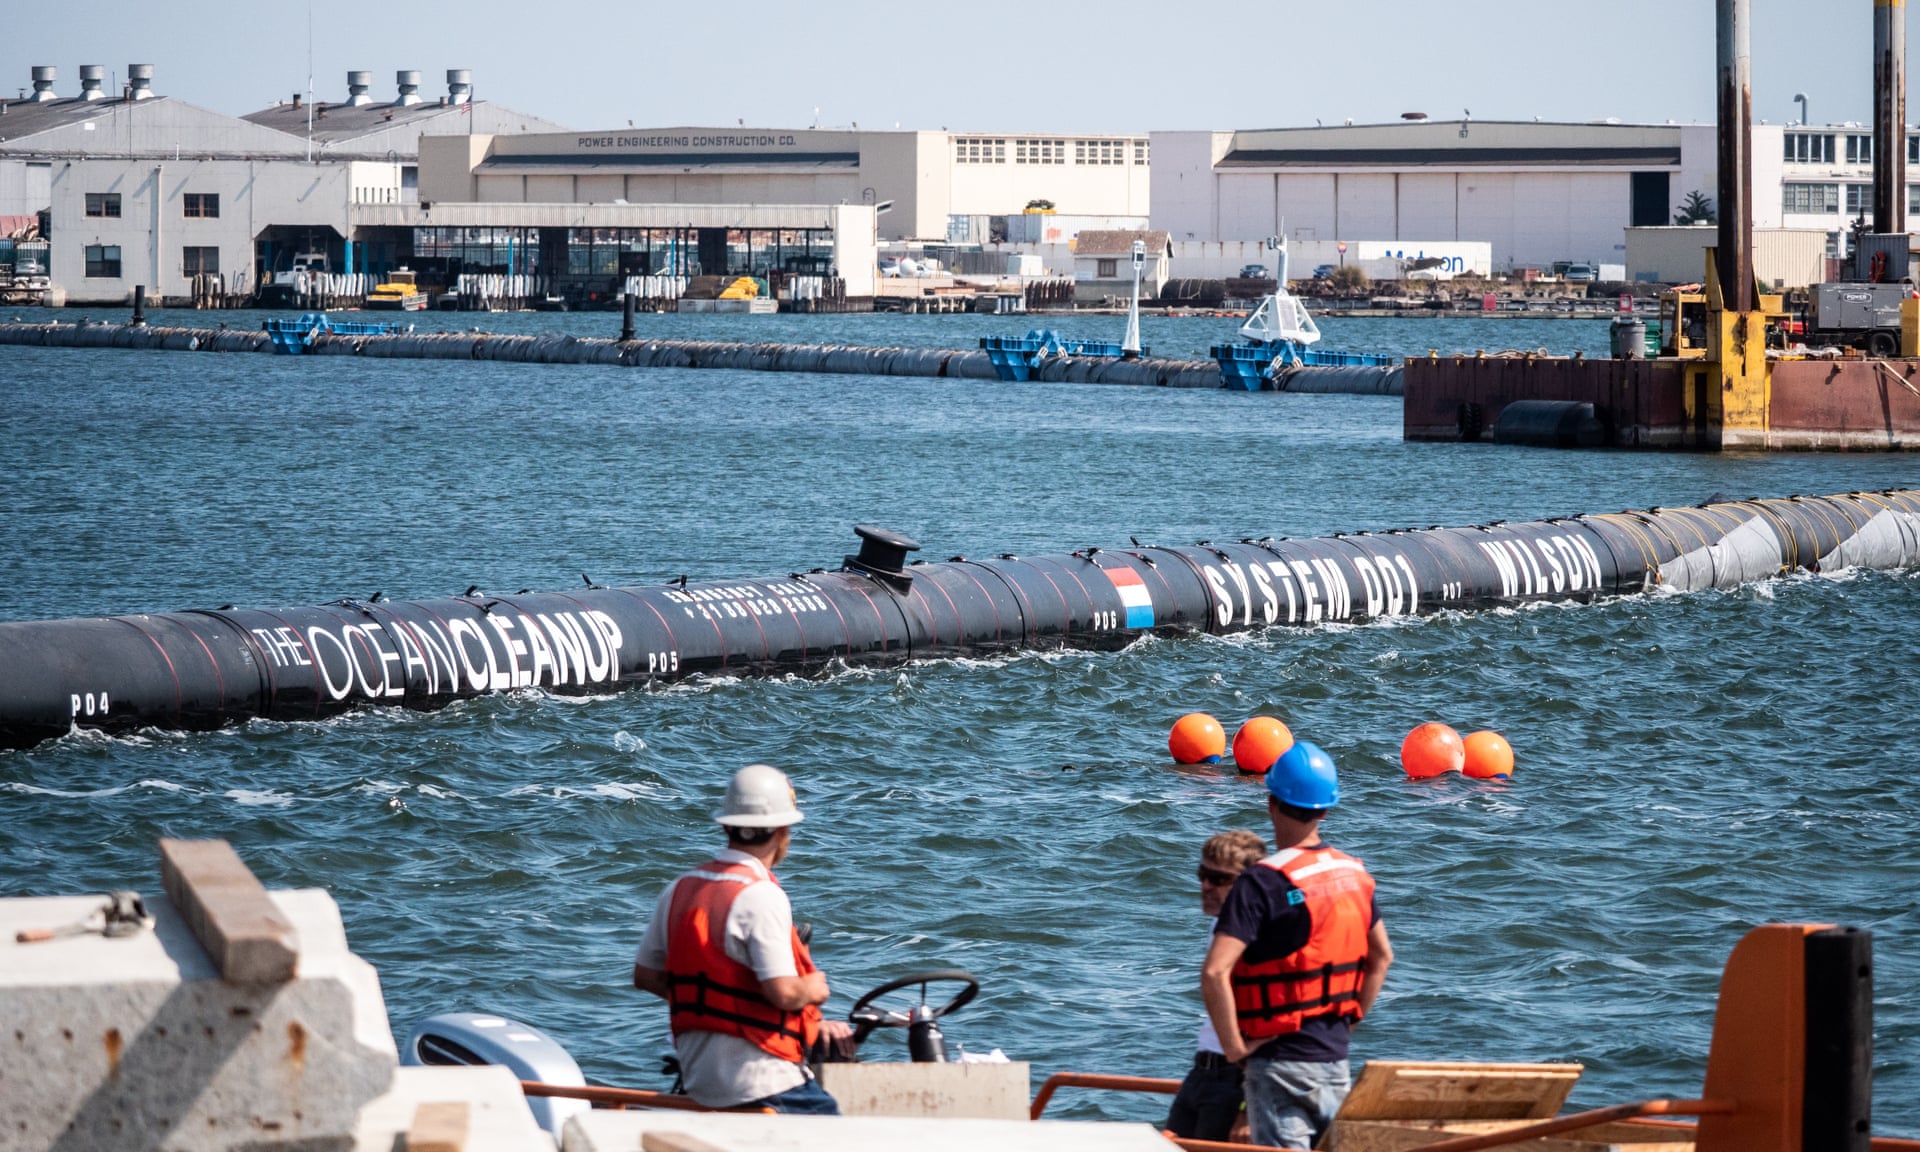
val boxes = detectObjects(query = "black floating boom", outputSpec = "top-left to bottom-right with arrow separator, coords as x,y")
2,490 -> 1917,751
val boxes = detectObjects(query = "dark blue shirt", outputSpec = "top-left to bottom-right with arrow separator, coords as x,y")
1212,845 -> 1379,1063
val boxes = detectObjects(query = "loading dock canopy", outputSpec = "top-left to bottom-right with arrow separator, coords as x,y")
1219,146 -> 1682,167
1217,121 -> 1685,169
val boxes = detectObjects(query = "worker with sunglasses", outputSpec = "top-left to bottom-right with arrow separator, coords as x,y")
1202,743 -> 1393,1148
1166,828 -> 1268,1142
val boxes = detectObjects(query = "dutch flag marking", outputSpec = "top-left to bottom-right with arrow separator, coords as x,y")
1106,566 -> 1155,629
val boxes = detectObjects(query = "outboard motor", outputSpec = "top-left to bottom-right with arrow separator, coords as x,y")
403,1012 -> 589,1142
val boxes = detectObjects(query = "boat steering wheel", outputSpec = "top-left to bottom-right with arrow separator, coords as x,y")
846,970 -> 981,1061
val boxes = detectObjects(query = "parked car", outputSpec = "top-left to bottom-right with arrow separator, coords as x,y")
1563,263 -> 1598,282
1239,263 -> 1273,280
1312,264 -> 1337,280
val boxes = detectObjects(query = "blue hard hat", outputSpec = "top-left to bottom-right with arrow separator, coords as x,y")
1267,741 -> 1340,810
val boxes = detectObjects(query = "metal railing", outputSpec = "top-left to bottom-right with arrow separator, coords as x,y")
521,1071 -> 1920,1152
519,1080 -> 773,1115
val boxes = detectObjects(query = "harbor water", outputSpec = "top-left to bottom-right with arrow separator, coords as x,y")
1,311 -> 1916,1132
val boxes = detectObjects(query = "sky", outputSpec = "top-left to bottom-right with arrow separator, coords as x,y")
0,0 -> 1911,134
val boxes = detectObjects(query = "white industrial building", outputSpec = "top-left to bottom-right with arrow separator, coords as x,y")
1149,120 -> 1710,273
1149,118 -> 1920,277
0,65 -> 562,304
9,55 -> 1920,307
419,127 -> 1150,242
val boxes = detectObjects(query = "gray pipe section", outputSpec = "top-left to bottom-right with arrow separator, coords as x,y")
0,322 -> 1403,394
1717,0 -> 1754,312
0,489 -> 1914,751
1875,0 -> 1907,235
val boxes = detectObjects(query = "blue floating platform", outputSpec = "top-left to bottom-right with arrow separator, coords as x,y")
979,329 -> 1144,381
1209,339 -> 1395,390
264,312 -> 408,355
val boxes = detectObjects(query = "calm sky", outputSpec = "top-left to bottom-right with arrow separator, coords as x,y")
1,0 -> 1910,133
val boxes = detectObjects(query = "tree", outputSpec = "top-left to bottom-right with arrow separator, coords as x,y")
1328,264 -> 1368,292
1675,190 -> 1717,225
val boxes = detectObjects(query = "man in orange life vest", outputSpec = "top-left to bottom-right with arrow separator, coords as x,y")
632,764 -> 855,1113
1202,742 -> 1393,1148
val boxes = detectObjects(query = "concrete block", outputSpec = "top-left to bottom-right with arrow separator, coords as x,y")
1,887 -> 397,1152
159,838 -> 298,985
813,1062 -> 1031,1120
563,1112 -> 1175,1152
351,1067 -> 548,1152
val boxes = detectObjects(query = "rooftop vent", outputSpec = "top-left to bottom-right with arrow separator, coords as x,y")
78,65 -> 105,101
394,69 -> 423,107
127,64 -> 154,101
28,66 -> 56,103
447,68 -> 472,105
345,70 -> 373,106
1400,111 -> 1428,121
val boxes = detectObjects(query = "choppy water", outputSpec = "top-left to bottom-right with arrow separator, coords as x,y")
2,311 -> 1917,1133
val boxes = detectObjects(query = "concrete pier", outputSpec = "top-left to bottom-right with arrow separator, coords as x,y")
0,840 -> 549,1152
0,321 -> 1403,393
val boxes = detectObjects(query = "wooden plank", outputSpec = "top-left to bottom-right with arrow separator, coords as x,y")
1339,1062 -> 1584,1121
641,1133 -> 737,1152
406,1100 -> 470,1152
1329,1118 -> 1693,1152
158,838 -> 298,985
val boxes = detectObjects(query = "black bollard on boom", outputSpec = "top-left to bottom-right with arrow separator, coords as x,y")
131,285 -> 147,327
1804,927 -> 1873,1152
619,292 -> 636,343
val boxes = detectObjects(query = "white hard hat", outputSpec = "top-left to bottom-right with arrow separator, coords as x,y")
715,764 -> 805,828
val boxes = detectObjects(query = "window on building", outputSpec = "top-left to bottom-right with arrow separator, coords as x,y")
1015,138 -> 1065,165
182,246 -> 219,275
1133,139 -> 1150,165
1909,185 -> 1920,215
1846,184 -> 1874,215
1910,135 -> 1919,165
1784,132 -> 1835,164
84,193 -> 121,218
1782,182 -> 1840,213
1075,139 -> 1123,165
1097,258 -> 1118,278
83,244 -> 121,277
1846,134 -> 1873,165
954,137 -> 1006,165
183,193 -> 220,218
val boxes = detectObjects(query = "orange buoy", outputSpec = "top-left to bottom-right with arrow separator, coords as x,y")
1400,722 -> 1465,779
1462,730 -> 1515,779
1169,713 -> 1227,764
1231,716 -> 1294,774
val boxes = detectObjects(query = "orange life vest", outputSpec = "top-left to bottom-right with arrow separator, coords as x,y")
663,857 -> 822,1063
1229,844 -> 1374,1040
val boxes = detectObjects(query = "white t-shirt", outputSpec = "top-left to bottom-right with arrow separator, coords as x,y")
1196,921 -> 1225,1054
636,849 -> 807,1107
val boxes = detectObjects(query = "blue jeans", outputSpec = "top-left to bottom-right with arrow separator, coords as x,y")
752,1078 -> 842,1115
1242,1057 -> 1349,1148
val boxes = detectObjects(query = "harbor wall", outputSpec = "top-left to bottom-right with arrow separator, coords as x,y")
0,320 -> 1273,388
1404,354 -> 1920,449
1404,355 -> 1695,446
1759,358 -> 1920,450
0,490 -> 1913,749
